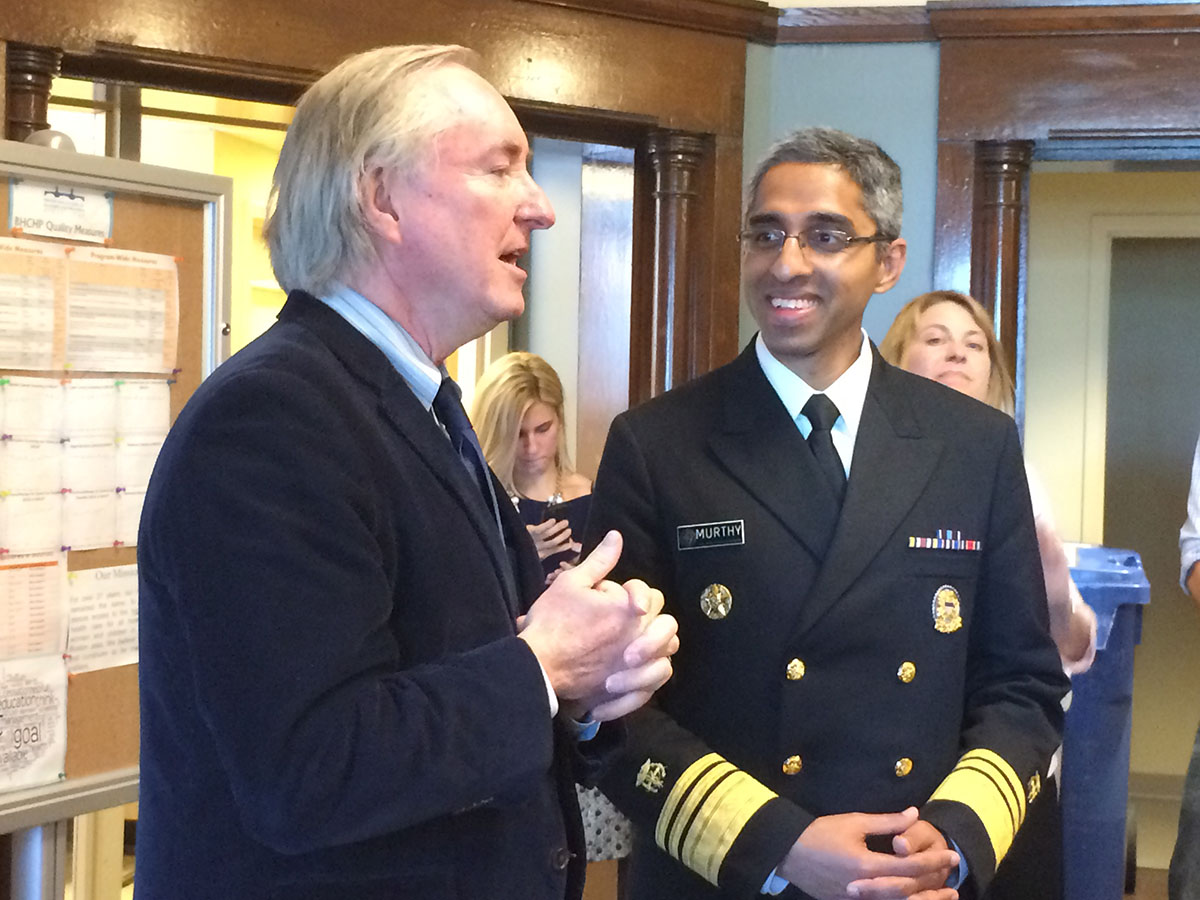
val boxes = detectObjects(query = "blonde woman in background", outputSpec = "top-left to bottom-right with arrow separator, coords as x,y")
472,350 -> 634,873
473,351 -> 592,580
881,289 -> 1097,900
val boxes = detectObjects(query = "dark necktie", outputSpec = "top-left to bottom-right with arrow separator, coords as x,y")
802,393 -> 846,507
433,376 -> 505,540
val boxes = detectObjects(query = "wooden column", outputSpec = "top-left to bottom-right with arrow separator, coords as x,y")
634,129 -> 704,403
5,42 -> 61,141
932,141 -> 976,297
971,140 -> 1032,393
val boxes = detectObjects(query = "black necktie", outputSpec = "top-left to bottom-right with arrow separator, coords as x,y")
802,393 -> 846,507
433,376 -> 505,538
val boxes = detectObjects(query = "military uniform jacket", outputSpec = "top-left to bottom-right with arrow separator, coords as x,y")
584,342 -> 1069,900
136,291 -> 611,900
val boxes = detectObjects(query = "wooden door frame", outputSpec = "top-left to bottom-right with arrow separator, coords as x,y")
929,2 -> 1200,408
3,0 -> 763,406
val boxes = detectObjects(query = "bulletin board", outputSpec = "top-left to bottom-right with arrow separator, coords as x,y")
0,139 -> 231,829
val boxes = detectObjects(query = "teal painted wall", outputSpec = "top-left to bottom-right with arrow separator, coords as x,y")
741,41 -> 940,348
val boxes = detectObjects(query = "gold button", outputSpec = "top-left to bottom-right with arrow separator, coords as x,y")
895,757 -> 913,777
786,658 -> 806,681
897,661 -> 916,683
782,755 -> 803,775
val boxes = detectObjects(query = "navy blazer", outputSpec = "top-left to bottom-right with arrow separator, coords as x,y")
584,342 -> 1069,900
137,291 -> 606,899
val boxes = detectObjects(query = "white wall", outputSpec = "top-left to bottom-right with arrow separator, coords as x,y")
526,138 -> 584,464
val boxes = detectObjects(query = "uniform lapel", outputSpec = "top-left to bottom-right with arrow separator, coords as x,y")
707,346 -> 840,561
792,352 -> 943,638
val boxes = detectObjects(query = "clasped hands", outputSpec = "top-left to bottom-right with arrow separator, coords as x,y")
518,530 -> 679,721
780,807 -> 960,900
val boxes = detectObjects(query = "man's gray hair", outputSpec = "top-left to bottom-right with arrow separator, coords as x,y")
265,44 -> 478,297
745,127 -> 903,242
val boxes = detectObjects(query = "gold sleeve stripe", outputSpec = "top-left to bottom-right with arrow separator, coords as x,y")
928,749 -> 1027,865
654,752 -> 778,886
656,754 -> 726,851
682,770 -> 780,885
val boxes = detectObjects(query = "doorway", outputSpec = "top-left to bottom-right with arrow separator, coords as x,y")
1026,166 -> 1200,868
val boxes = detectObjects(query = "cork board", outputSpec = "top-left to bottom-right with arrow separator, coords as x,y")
0,147 -> 225,785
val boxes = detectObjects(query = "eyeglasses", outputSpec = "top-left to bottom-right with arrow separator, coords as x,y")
738,225 -> 892,256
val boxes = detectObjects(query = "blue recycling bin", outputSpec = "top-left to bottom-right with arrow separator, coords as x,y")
1061,546 -> 1151,900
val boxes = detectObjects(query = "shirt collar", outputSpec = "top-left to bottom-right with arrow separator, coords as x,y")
754,329 -> 873,438
318,284 -> 443,410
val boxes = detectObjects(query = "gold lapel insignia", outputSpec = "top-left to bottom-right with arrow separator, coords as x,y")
932,585 -> 963,633
1028,772 -> 1041,803
700,583 -> 732,620
636,758 -> 667,793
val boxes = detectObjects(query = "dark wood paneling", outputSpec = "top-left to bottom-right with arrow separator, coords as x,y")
6,0 -> 750,136
701,132 -> 743,363
63,43 -> 318,105
971,141 -> 1032,387
932,141 -> 975,296
933,2 -> 1200,403
929,2 -> 1200,39
526,0 -> 774,40
775,6 -> 934,43
939,32 -> 1200,142
4,42 -> 60,140
6,0 -> 750,424
642,131 -> 705,398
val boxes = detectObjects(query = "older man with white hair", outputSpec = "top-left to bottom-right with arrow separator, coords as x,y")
136,45 -> 677,900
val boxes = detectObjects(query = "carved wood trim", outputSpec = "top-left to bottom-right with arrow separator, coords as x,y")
630,130 -> 707,403
972,141 -> 1032,409
929,2 -> 1200,39
775,6 -> 934,43
61,43 -> 320,105
524,0 -> 776,41
5,42 -> 61,141
933,141 -> 976,297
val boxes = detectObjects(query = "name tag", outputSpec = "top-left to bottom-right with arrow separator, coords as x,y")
677,519 -> 745,551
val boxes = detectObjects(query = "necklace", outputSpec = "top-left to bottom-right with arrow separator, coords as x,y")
512,470 -> 563,505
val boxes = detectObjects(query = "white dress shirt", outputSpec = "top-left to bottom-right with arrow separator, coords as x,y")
755,328 -> 874,477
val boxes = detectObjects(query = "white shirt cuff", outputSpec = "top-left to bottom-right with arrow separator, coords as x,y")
537,659 -> 559,718
762,869 -> 789,894
945,836 -> 968,888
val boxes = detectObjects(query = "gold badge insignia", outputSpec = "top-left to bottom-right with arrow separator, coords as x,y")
700,583 -> 732,620
932,585 -> 963,633
1028,772 -> 1041,803
636,758 -> 667,794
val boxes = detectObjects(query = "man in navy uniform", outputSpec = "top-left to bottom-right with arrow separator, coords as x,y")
136,45 -> 677,900
584,128 -> 1068,900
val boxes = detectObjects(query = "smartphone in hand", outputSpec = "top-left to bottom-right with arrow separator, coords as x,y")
542,500 -> 571,522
